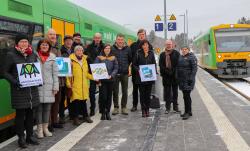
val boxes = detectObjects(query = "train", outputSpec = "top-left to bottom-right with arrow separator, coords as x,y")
0,0 -> 136,134
193,24 -> 250,78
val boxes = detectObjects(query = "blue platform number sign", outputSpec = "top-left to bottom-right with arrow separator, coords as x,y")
168,22 -> 177,31
155,23 -> 163,32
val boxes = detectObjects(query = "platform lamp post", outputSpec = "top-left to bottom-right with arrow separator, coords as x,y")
180,14 -> 186,45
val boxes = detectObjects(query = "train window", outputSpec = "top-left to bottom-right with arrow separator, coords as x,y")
84,23 -> 92,31
32,25 -> 43,51
0,19 -> 29,34
215,30 -> 250,52
0,34 -> 15,78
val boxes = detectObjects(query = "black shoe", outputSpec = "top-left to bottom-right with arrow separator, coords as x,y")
180,113 -> 186,117
189,112 -> 193,116
48,125 -> 54,132
130,106 -> 137,112
26,136 -> 39,145
101,114 -> 106,120
73,117 -> 81,126
84,117 -> 93,123
181,112 -> 192,117
90,109 -> 95,116
173,106 -> 180,113
53,123 -> 63,129
106,112 -> 111,120
165,109 -> 170,114
59,117 -> 66,124
182,113 -> 190,120
18,136 -> 27,148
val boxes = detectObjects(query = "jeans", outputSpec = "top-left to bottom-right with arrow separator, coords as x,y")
182,90 -> 192,113
113,74 -> 128,108
89,80 -> 97,111
163,84 -> 178,110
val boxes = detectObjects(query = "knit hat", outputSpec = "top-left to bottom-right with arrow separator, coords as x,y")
64,35 -> 73,41
181,44 -> 189,49
73,33 -> 81,38
15,34 -> 29,45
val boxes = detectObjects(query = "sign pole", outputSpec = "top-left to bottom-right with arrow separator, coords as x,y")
164,0 -> 167,40
186,9 -> 189,45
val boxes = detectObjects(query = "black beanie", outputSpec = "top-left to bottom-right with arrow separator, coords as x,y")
15,34 -> 29,45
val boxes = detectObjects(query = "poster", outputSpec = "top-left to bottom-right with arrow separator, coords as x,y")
55,57 -> 72,77
90,63 -> 109,80
139,64 -> 157,82
16,62 -> 43,88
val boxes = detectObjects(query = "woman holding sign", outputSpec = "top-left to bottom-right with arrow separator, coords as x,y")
36,39 -> 59,138
3,34 -> 40,148
66,45 -> 94,126
133,40 -> 157,118
95,44 -> 118,120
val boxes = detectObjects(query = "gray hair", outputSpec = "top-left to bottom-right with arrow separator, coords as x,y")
74,45 -> 84,52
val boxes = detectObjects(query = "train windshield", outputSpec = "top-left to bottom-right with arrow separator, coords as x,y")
215,29 -> 250,52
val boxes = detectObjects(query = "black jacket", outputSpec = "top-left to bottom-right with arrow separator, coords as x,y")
61,45 -> 74,57
72,42 -> 83,50
130,40 -> 153,80
177,52 -> 197,91
84,41 -> 105,64
159,49 -> 180,86
133,49 -> 156,85
3,49 -> 40,109
112,44 -> 132,75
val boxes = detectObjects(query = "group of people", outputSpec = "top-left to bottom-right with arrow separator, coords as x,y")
3,27 -> 197,149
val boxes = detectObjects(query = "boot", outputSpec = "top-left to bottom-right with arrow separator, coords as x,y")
106,112 -> 111,120
90,109 -> 95,116
112,108 -> 119,115
37,124 -> 44,139
173,105 -> 180,113
182,113 -> 190,120
73,117 -> 80,126
43,123 -> 52,137
26,135 -> 39,145
100,114 -> 106,120
18,136 -> 27,148
121,108 -> 129,115
84,117 -> 93,123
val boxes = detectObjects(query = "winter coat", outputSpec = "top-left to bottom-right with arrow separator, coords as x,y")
37,53 -> 59,103
159,49 -> 180,86
61,45 -> 74,57
133,49 -> 156,85
94,53 -> 118,82
112,44 -> 132,75
66,54 -> 93,102
3,48 -> 40,109
130,40 -> 153,81
177,52 -> 197,91
84,41 -> 105,64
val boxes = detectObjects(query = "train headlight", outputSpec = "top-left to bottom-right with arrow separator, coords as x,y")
218,54 -> 222,59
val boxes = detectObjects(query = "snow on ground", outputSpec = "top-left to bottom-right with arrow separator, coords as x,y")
226,81 -> 250,98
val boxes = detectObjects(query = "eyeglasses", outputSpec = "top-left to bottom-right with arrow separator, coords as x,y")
41,43 -> 49,46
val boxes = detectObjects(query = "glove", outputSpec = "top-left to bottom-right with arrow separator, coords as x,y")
187,80 -> 192,86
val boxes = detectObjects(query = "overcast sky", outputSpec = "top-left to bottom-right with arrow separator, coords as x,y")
71,0 -> 249,39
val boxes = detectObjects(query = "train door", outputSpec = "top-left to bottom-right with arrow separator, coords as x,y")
51,18 -> 75,47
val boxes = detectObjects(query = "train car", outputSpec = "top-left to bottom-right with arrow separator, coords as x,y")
0,0 -> 136,133
193,24 -> 250,78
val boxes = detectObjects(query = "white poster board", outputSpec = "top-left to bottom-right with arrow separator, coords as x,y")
55,57 -> 72,77
90,63 -> 109,80
16,62 -> 43,88
139,64 -> 157,82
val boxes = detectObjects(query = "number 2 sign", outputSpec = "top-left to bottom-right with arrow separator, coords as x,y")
168,22 -> 177,31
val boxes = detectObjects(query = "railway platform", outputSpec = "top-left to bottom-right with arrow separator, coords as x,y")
1,68 -> 250,151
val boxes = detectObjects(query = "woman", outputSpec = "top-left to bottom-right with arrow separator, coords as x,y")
66,45 -> 94,126
177,45 -> 197,120
3,34 -> 40,148
95,44 -> 118,120
133,40 -> 156,117
36,39 -> 59,138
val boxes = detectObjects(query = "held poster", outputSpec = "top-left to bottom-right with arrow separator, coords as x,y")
55,57 -> 72,77
90,63 -> 109,80
139,64 -> 157,82
16,62 -> 43,88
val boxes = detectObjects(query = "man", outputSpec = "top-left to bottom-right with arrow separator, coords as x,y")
72,32 -> 83,49
159,40 -> 180,114
112,34 -> 132,115
84,33 -> 105,116
59,35 -> 74,123
46,28 -> 63,130
130,29 -> 153,112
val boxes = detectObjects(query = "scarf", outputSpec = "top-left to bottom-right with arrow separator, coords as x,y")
38,50 -> 50,63
165,49 -> 173,69
15,45 -> 33,56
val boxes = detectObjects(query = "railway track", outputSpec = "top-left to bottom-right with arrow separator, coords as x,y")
221,78 -> 250,101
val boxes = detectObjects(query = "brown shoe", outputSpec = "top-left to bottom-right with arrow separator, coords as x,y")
121,108 -> 129,115
73,117 -> 80,126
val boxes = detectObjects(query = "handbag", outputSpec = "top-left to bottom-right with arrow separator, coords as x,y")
149,94 -> 160,109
